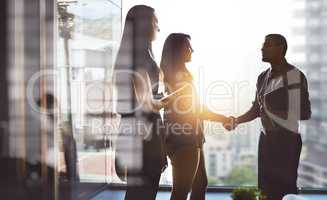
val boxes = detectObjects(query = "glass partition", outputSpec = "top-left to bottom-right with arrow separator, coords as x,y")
56,0 -> 121,185
54,0 -> 327,192
121,0 -> 327,191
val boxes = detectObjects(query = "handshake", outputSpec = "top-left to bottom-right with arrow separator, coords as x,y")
222,116 -> 238,131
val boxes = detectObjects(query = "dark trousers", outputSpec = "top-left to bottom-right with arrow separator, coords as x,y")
169,147 -> 208,200
258,131 -> 302,200
62,134 -> 79,181
124,171 -> 161,200
124,145 -> 162,200
124,114 -> 166,200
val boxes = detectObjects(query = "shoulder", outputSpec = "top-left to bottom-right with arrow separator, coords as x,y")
259,68 -> 270,77
257,68 -> 270,81
286,64 -> 308,82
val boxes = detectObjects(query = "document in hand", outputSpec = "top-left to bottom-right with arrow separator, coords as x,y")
160,84 -> 190,103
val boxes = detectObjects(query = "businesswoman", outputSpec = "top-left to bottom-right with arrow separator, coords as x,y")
160,33 -> 229,200
113,5 -> 167,200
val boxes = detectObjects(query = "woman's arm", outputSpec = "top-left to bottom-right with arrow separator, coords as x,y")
134,70 -> 172,112
133,70 -> 157,112
199,105 -> 229,124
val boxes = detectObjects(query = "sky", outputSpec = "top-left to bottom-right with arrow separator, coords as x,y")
54,0 -> 306,149
65,0 -> 305,115
122,0 -> 303,115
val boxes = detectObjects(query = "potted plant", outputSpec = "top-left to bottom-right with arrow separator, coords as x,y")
231,187 -> 266,200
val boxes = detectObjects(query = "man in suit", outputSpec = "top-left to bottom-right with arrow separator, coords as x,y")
225,34 -> 311,200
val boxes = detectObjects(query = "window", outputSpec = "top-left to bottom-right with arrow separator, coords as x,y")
120,0 -> 327,190
209,154 -> 217,177
57,0 -> 121,183
55,0 -> 327,192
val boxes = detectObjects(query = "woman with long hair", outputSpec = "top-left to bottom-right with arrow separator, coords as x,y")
161,33 -> 230,200
113,5 -> 167,200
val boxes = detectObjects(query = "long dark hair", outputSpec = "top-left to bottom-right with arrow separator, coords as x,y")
114,5 -> 155,71
113,5 -> 155,113
160,33 -> 192,89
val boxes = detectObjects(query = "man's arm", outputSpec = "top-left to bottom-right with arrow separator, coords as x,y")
226,75 -> 263,130
300,73 -> 311,120
236,76 -> 262,125
224,88 -> 260,131
236,98 -> 260,124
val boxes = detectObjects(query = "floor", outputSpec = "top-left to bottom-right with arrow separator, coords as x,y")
91,190 -> 327,200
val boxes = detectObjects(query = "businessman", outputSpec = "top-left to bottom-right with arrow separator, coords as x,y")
225,34 -> 311,200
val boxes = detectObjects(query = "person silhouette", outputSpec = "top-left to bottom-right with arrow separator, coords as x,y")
37,93 -> 79,182
160,33 -> 229,200
225,34 -> 311,200
113,5 -> 167,200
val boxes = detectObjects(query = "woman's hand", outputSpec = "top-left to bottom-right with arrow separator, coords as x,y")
223,116 -> 237,131
134,70 -> 168,112
151,99 -> 165,111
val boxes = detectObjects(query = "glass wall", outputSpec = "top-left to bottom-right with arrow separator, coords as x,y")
121,0 -> 327,190
56,0 -> 121,184
2,0 -> 122,198
295,0 -> 327,188
5,0 -> 325,197
53,0 -> 327,191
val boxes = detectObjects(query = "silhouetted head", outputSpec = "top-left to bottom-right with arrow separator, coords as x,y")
126,5 -> 159,42
114,5 -> 158,71
37,93 -> 55,110
37,93 -> 57,121
261,34 -> 287,63
160,33 -> 193,86
124,5 -> 158,46
161,33 -> 192,71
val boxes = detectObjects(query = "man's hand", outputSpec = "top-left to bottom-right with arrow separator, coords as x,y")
223,116 -> 237,131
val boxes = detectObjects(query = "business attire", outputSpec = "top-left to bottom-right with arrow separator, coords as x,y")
239,61 -> 311,200
163,69 -> 208,200
116,49 -> 167,200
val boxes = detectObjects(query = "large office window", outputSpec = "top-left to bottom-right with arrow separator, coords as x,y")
120,0 -> 327,190
57,0 -> 121,183
54,0 -> 327,191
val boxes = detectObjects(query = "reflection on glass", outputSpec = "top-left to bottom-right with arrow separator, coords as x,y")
57,0 -> 121,183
